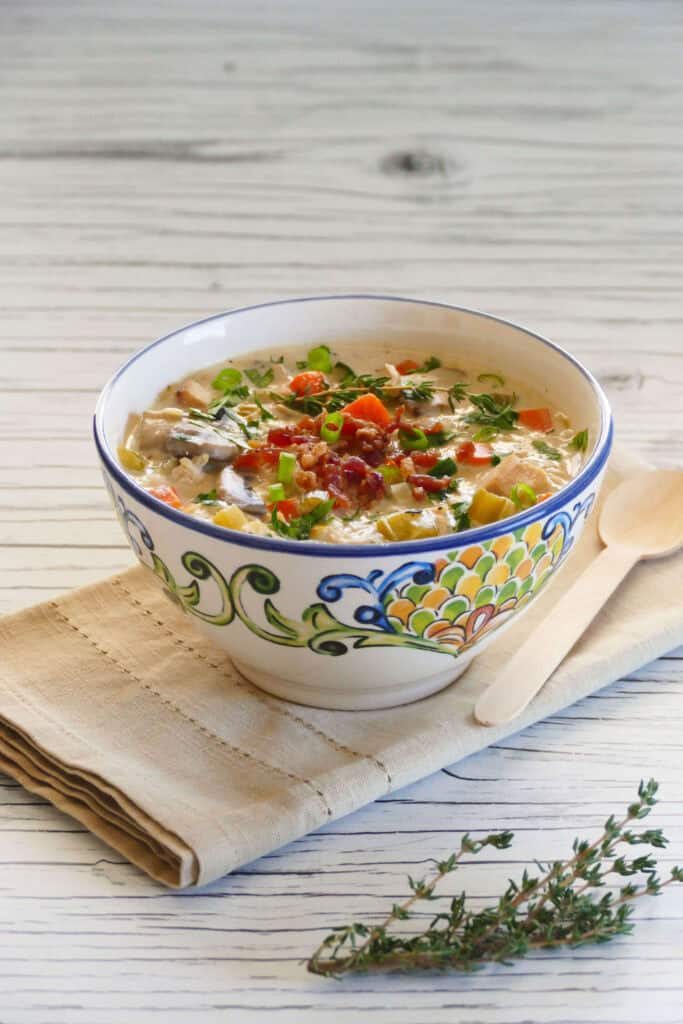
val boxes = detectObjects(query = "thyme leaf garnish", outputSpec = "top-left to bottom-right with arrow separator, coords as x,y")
308,779 -> 682,977
465,392 -> 519,431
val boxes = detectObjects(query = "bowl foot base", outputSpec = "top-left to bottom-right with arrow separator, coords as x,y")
230,655 -> 475,711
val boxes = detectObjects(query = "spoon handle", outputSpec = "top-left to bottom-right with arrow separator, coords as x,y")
474,543 -> 640,727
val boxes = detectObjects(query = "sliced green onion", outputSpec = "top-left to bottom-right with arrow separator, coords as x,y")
510,482 -> 537,509
473,425 -> 497,442
277,451 -> 296,484
378,463 -> 402,484
268,482 -> 286,504
398,426 -> 429,451
320,411 -> 344,443
306,345 -> 333,373
212,367 -> 243,392
477,372 -> 505,387
428,457 -> 457,478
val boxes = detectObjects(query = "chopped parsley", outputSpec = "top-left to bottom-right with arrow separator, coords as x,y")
270,498 -> 335,540
532,439 -> 562,462
428,457 -> 457,478
194,489 -> 220,505
450,501 -> 471,532
245,366 -> 274,388
570,429 -> 589,453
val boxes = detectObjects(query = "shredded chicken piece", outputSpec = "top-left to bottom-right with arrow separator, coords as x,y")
175,378 -> 214,410
484,453 -> 551,497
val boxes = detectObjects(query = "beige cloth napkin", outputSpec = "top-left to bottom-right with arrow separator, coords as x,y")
0,449 -> 681,888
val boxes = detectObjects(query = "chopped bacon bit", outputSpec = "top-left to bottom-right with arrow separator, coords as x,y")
457,441 -> 494,465
234,447 -> 280,471
296,415 -> 320,433
408,473 -> 452,494
267,426 -> 315,447
288,371 -> 326,396
342,456 -> 368,485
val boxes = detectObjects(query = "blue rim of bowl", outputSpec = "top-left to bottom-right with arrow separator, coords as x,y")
94,294 -> 613,559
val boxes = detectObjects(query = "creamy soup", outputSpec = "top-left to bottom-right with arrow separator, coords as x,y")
118,343 -> 588,543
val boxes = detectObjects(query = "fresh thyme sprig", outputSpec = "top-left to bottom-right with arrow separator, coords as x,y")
307,779 -> 682,977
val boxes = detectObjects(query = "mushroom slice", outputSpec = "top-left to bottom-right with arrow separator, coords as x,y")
218,465 -> 266,514
166,421 -> 243,462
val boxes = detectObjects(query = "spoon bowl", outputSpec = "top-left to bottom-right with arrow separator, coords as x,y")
475,467 -> 683,727
598,469 -> 683,557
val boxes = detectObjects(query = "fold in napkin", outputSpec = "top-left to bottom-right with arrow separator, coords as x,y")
1,450 -> 681,887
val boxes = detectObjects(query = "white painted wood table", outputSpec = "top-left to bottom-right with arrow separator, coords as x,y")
1,2 -> 682,1021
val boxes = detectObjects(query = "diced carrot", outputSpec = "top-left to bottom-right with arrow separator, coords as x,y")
457,441 -> 494,465
396,358 -> 419,374
536,491 -> 553,503
518,407 -> 553,432
289,371 -> 326,396
341,393 -> 392,427
147,485 -> 182,509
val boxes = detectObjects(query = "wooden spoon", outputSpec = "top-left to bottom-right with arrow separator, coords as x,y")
474,469 -> 683,727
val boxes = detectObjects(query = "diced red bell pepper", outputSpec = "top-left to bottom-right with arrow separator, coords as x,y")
457,441 -> 494,465
147,484 -> 182,509
518,407 -> 553,432
396,358 -> 419,374
288,371 -> 326,396
272,498 -> 299,521
411,451 -> 440,469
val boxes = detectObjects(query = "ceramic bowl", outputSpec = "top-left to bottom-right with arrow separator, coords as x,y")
94,295 -> 612,710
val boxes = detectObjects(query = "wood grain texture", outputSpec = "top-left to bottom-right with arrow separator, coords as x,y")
0,1 -> 681,1020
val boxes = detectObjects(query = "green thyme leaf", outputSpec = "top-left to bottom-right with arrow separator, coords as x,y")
307,778 -> 682,978
403,355 -> 441,374
465,393 -> 519,431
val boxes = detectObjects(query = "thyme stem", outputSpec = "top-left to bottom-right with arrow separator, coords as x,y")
307,779 -> 681,978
